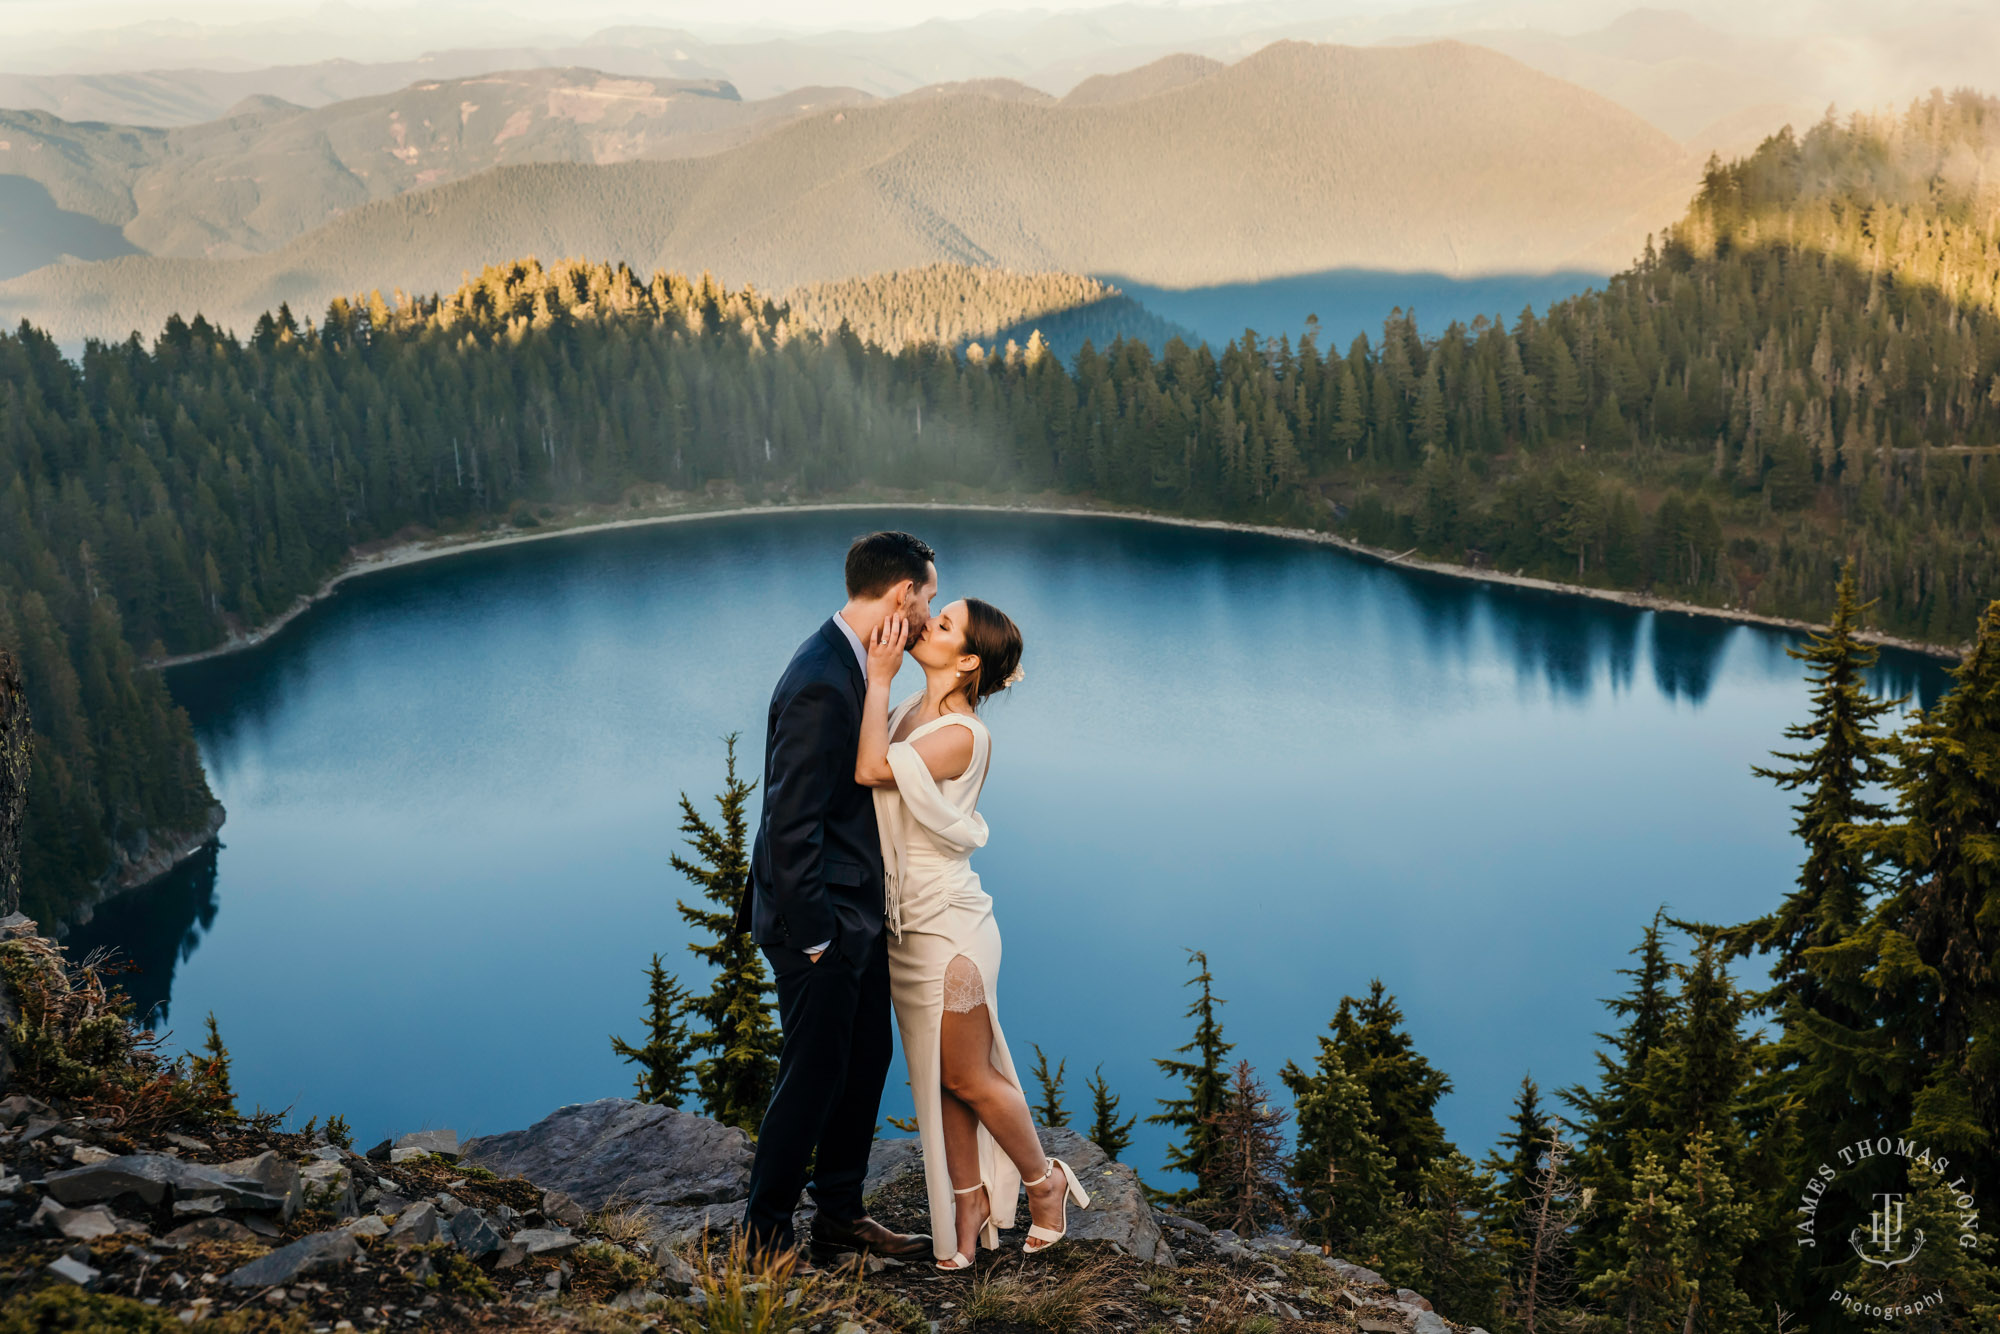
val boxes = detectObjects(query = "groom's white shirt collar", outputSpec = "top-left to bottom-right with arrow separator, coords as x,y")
832,609 -> 869,680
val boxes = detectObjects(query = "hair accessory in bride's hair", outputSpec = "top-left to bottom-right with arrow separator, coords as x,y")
1002,664 -> 1025,688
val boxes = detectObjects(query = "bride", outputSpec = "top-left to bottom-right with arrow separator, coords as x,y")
855,598 -> 1091,1271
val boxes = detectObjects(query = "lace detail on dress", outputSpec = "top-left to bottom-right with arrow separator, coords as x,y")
942,955 -> 987,1013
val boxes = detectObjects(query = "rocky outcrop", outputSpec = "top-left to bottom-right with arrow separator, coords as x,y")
463,1098 -> 755,1214
42,1153 -> 290,1212
225,1227 -> 361,1287
50,803 -> 227,937
862,1125 -> 1174,1266
1037,1126 -> 1173,1265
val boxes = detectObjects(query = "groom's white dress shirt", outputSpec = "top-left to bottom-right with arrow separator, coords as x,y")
802,610 -> 873,959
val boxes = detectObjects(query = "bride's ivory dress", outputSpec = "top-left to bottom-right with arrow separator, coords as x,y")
873,695 -> 1022,1262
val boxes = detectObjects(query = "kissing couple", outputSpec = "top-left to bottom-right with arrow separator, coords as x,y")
733,529 -> 1090,1271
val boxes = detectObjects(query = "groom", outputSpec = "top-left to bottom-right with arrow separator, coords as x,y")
737,530 -> 938,1263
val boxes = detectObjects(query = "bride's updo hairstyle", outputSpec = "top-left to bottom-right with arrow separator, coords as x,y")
959,599 -> 1023,707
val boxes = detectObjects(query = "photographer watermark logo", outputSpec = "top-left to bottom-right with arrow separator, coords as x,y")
1853,1191 -> 1922,1267
1796,1135 -> 1982,1322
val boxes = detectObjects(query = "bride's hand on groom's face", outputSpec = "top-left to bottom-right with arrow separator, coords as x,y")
867,613 -> 907,685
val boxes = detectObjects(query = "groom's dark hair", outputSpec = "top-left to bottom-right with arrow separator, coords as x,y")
845,531 -> 935,598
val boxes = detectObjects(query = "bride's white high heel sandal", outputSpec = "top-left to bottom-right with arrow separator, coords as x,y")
936,1182 -> 999,1271
1021,1158 -> 1091,1256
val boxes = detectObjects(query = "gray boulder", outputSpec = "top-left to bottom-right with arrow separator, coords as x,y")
655,1247 -> 700,1292
300,1160 -> 358,1219
1032,1126 -> 1174,1266
449,1207 -> 502,1258
0,1094 -> 51,1128
542,1189 -> 587,1229
1157,1214 -> 1211,1237
395,1129 -> 460,1160
1329,1256 -> 1388,1287
219,1151 -> 301,1221
43,1154 -> 287,1211
46,1254 -> 98,1286
858,1127 -> 1171,1266
171,1196 -> 226,1216
863,1138 -> 923,1199
55,1205 -> 136,1241
463,1098 -> 753,1211
510,1226 -> 581,1257
225,1228 -> 361,1287
385,1201 -> 439,1246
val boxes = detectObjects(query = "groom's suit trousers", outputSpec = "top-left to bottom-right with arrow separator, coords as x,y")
742,926 -> 894,1250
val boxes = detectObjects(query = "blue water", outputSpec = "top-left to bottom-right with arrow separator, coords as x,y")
1109,269 -> 1608,353
69,509 -> 1950,1185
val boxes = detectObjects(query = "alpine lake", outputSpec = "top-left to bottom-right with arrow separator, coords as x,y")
68,508 -> 1952,1183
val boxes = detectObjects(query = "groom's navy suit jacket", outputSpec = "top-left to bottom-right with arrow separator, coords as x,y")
741,617 -> 885,966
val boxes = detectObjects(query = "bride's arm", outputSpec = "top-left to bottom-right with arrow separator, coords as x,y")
855,613 -> 907,787
855,613 -> 977,786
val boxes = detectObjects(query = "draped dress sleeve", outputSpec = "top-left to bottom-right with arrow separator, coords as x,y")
881,714 -> 988,938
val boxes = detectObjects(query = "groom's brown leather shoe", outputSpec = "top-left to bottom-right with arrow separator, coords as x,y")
810,1213 -> 932,1261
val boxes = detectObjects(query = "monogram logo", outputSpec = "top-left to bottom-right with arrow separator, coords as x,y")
1849,1191 -> 1925,1268
1798,1135 -> 1982,1321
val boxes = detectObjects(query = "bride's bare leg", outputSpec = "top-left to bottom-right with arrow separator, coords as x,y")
938,1087 -> 986,1258
938,958 -> 1072,1241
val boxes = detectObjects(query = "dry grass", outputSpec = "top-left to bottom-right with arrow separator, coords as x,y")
673,1233 -> 859,1334
588,1201 -> 654,1249
961,1259 -> 1127,1333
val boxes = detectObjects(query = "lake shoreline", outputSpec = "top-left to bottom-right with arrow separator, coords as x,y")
146,495 -> 1967,671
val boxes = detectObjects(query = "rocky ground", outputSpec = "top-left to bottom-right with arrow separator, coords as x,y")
0,1093 -> 1487,1334
0,911 -> 1485,1333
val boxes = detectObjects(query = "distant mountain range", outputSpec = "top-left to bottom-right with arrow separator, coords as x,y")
0,70 -> 869,268
0,40 -> 1701,347
4,2 -> 1992,160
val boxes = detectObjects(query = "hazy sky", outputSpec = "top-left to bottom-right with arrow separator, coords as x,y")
3,0 -> 1409,39
0,0 -> 1910,77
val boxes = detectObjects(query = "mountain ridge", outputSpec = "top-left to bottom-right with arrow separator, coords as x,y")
0,67 -> 873,272
0,39 -> 1701,347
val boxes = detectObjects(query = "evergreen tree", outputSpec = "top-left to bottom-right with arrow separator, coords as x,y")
1085,1064 -> 1134,1161
197,1011 -> 234,1118
0,645 -> 23,917
1717,564 -> 1904,1315
1483,1074 -> 1549,1297
1664,1127 -> 1758,1334
1367,1151 -> 1507,1331
1839,1161 -> 2000,1328
1283,1029 -> 1394,1251
609,953 -> 697,1107
1564,910 -> 1675,1276
1837,600 -> 2000,1206
1329,979 -> 1453,1198
1030,1044 -> 1069,1128
1726,562 -> 1897,1000
1486,1074 -> 1551,1220
1150,949 -> 1234,1202
672,735 -> 781,1133
1580,1151 -> 1686,1332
